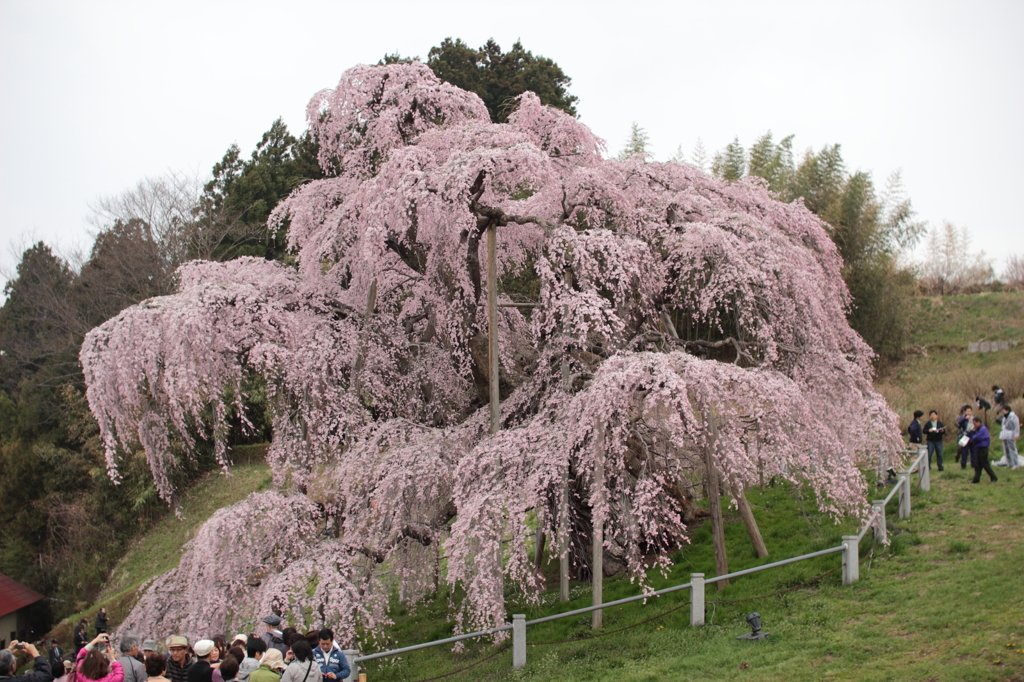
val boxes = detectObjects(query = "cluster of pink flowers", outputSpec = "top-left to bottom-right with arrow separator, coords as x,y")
84,62 -> 902,643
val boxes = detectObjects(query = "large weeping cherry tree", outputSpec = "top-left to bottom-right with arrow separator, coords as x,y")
82,62 -> 900,643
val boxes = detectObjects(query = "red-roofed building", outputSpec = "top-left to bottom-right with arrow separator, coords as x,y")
0,572 -> 45,647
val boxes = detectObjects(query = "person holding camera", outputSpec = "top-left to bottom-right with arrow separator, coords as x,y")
968,416 -> 998,484
1,640 -> 53,682
75,635 -> 123,682
923,410 -> 946,471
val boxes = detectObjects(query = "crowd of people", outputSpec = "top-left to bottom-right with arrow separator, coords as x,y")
0,617 -> 351,682
907,385 -> 1021,484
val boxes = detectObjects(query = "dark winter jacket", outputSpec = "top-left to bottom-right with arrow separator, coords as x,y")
165,655 -> 194,682
186,660 -> 213,682
924,419 -> 946,442
94,611 -> 108,633
74,626 -> 88,653
908,419 -> 923,444
0,656 -> 54,682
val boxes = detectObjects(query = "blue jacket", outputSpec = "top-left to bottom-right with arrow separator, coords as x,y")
313,645 -> 349,681
968,424 -> 990,449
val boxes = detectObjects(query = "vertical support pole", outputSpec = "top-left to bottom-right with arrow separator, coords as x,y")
533,526 -> 546,568
878,444 -> 886,482
487,224 -> 500,435
841,536 -> 859,585
871,500 -> 887,544
704,411 -> 729,590
512,614 -> 526,669
592,421 -> 605,629
351,279 -> 377,396
730,475 -> 768,558
898,475 -> 911,519
559,478 -> 570,602
690,573 -> 705,627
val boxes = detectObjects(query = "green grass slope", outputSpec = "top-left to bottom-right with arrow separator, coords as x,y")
360,468 -> 1024,682
49,460 -> 271,643
62,293 -> 1024,681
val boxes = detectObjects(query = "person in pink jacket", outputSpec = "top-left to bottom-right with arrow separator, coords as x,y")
75,635 -> 124,682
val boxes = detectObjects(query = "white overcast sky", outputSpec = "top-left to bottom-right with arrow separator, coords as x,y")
2,0 -> 1022,292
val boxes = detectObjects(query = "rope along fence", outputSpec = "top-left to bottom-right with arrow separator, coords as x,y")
351,448 -> 927,677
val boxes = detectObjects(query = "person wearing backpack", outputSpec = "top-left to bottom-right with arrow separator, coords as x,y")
259,619 -> 287,657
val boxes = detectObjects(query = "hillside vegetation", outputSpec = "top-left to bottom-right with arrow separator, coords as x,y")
54,293 -> 1024,682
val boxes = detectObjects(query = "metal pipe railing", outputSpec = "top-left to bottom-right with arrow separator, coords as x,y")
353,444 -> 927,672
354,623 -> 513,663
704,545 -> 844,584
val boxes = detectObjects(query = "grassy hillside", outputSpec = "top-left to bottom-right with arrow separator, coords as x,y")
362,292 -> 1024,681
878,292 -> 1024,463
57,293 -> 1024,681
49,460 -> 271,643
361,469 -> 1024,682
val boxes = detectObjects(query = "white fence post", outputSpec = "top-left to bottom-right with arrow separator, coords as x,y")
918,445 -> 930,490
690,573 -> 705,627
898,474 -> 911,519
512,614 -> 526,669
842,536 -> 859,584
342,651 -> 360,682
871,500 -> 887,544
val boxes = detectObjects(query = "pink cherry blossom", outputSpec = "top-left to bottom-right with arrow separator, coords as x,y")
87,62 -> 901,644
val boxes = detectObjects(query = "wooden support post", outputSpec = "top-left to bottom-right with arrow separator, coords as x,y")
592,420 -> 605,629
730,476 -> 768,558
351,278 -> 377,395
487,225 -> 500,435
534,524 -> 546,568
704,411 -> 729,590
559,478 -> 570,602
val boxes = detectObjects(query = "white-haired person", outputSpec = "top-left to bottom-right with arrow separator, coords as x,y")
2,640 -> 54,682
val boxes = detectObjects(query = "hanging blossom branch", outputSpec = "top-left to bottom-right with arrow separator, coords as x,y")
85,62 -> 901,643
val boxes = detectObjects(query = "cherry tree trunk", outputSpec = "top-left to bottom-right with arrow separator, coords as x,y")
704,411 -> 729,590
730,476 -> 768,558
351,278 -> 377,395
487,224 -> 500,435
